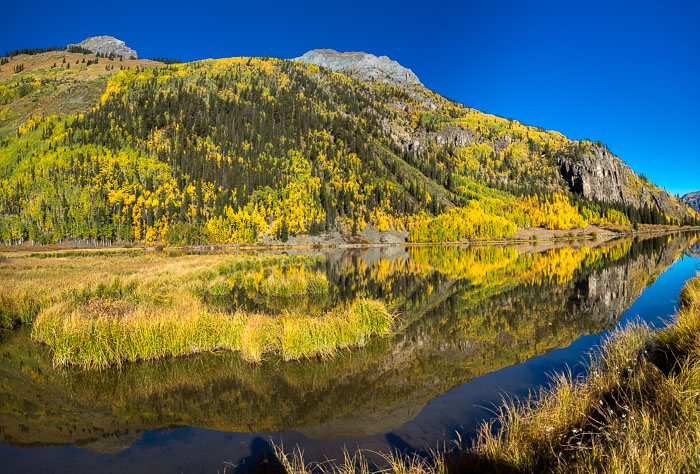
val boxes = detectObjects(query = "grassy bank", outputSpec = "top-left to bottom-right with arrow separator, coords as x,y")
0,252 -> 394,369
469,274 -> 700,473
272,273 -> 700,473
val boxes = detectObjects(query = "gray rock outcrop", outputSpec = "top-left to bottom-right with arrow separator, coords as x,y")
68,36 -> 138,59
687,241 -> 700,259
294,49 -> 421,86
557,143 -> 693,219
682,191 -> 700,212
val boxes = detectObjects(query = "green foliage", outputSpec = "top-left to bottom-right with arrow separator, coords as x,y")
0,59 -> 437,243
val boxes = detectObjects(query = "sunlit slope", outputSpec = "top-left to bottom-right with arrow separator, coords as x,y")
0,56 -> 695,244
0,50 -> 162,137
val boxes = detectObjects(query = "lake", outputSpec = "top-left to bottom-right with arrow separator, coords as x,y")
1,232 -> 698,473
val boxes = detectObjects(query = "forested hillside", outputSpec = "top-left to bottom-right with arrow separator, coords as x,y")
0,52 -> 696,245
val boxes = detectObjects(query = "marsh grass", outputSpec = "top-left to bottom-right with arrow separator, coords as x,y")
271,443 -> 450,474
0,288 -> 42,330
470,273 -> 700,473
1,251 -> 394,369
32,297 -> 392,369
7,248 -> 147,259
262,271 -> 329,297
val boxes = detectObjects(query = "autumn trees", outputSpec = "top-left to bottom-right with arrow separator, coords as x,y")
0,56 -> 690,245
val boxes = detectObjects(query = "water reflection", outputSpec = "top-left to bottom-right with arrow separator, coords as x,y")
0,232 -> 697,456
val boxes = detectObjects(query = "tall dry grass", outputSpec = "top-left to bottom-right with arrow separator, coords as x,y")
33,297 -> 392,369
262,270 -> 329,297
270,443 -> 450,474
0,251 -> 393,369
472,272 -> 700,473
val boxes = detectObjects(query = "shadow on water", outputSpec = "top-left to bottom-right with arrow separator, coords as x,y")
232,437 -> 286,474
0,231 -> 698,472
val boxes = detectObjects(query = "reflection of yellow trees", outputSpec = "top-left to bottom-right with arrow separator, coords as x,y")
229,264 -> 328,297
324,256 -> 432,310
583,240 -> 632,267
370,257 -> 429,282
409,246 -> 519,283
523,248 -> 591,285
409,241 -> 635,288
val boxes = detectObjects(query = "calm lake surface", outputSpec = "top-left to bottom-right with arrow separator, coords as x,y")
1,232 -> 699,473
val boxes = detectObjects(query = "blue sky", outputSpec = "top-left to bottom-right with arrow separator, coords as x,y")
3,0 -> 699,195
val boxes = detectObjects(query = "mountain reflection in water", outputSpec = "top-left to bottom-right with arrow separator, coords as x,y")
0,231 -> 698,472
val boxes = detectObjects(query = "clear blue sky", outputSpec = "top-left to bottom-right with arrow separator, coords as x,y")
3,0 -> 699,195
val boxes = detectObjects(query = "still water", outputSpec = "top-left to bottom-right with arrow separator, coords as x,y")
1,232 -> 699,473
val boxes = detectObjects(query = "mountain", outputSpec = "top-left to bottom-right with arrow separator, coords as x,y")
295,49 -> 421,86
295,50 -> 691,222
68,36 -> 138,59
682,191 -> 700,212
0,46 -> 696,245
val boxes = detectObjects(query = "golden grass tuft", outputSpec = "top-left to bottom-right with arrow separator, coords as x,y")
270,443 -> 449,474
262,271 -> 329,297
0,287 -> 43,330
31,295 -> 393,369
0,251 -> 394,369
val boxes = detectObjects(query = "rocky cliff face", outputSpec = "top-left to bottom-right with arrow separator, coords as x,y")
682,191 -> 700,212
294,49 -> 421,86
68,36 -> 138,59
557,143 -> 693,219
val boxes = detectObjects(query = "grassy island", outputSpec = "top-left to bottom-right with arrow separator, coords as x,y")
0,250 -> 393,369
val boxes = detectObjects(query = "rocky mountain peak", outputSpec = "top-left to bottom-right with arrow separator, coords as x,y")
68,35 -> 138,59
294,49 -> 421,86
682,191 -> 700,212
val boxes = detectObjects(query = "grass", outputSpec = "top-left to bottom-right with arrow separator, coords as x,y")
0,251 -> 394,369
32,296 -> 392,369
262,270 -> 329,297
0,287 -> 42,330
268,272 -> 700,473
270,444 -> 450,474
468,272 -> 700,473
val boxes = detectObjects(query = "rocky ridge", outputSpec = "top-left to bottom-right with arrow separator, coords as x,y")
557,144 -> 693,219
294,49 -> 421,86
392,122 -> 692,220
293,49 -> 691,220
68,36 -> 138,59
682,191 -> 700,212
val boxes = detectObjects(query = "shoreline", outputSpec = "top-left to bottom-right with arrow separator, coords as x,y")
1,225 -> 698,256
274,269 -> 700,473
